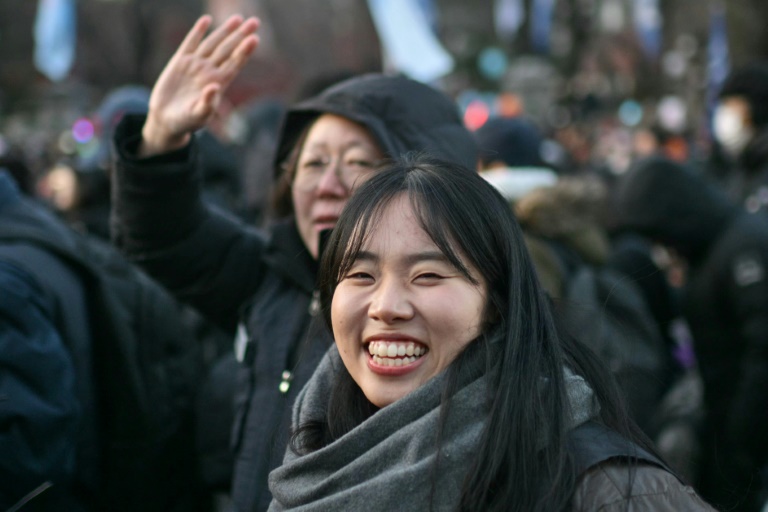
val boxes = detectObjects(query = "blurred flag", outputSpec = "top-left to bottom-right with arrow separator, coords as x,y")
706,1 -> 730,125
366,0 -> 454,83
494,0 -> 525,42
415,0 -> 439,32
530,0 -> 554,54
633,0 -> 662,59
34,0 -> 76,82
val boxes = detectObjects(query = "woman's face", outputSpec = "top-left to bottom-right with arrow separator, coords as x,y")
291,114 -> 383,258
332,195 -> 487,408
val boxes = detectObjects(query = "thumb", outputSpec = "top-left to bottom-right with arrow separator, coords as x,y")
194,84 -> 222,120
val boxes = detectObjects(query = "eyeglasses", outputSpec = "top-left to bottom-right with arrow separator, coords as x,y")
292,156 -> 382,192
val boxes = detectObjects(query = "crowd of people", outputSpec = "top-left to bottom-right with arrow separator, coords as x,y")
3,12 -> 768,512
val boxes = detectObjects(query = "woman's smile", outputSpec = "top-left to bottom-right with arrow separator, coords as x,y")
365,340 -> 429,375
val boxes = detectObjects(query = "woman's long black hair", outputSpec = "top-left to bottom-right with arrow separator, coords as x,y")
291,153 -> 653,511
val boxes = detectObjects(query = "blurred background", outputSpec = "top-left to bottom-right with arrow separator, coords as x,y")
1,0 -> 767,198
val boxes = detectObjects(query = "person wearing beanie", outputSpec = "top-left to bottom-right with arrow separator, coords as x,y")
474,116 -> 559,204
713,60 -> 768,212
614,155 -> 768,512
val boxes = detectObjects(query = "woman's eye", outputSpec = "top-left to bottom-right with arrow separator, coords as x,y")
302,159 -> 325,169
415,272 -> 444,281
345,272 -> 374,281
347,159 -> 374,169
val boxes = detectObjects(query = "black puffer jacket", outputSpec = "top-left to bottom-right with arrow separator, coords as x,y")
615,156 -> 768,512
111,74 -> 477,512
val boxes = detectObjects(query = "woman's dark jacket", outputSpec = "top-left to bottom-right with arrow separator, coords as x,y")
111,74 -> 478,512
615,156 -> 768,512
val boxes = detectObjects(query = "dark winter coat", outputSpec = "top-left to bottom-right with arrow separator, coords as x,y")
0,171 -> 94,511
615,156 -> 768,512
111,73 -> 478,512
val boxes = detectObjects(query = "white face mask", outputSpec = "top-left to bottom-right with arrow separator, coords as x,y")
714,104 -> 754,157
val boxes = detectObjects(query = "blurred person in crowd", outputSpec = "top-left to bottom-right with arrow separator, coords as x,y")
35,85 -> 154,239
475,117 -> 677,434
36,162 -> 112,239
0,144 -> 37,196
513,176 -> 675,437
633,124 -> 691,163
712,60 -> 768,213
474,115 -> 559,203
473,115 -> 565,297
0,145 -> 222,512
615,155 -> 768,512
110,14 -> 477,512
267,153 -> 714,511
0,166 -> 86,511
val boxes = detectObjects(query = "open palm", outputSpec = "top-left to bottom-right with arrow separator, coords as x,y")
141,15 -> 260,156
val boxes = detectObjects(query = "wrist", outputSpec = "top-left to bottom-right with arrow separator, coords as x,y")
139,117 -> 191,157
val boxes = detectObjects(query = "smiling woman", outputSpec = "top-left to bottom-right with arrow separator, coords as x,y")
267,154 -> 715,512
332,193 -> 487,407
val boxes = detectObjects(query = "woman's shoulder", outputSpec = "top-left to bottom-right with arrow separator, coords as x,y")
571,460 -> 716,511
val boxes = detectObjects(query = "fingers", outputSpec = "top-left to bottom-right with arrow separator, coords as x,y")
210,17 -> 260,67
217,34 -> 260,78
178,15 -> 213,55
196,15 -> 246,57
193,84 -> 222,120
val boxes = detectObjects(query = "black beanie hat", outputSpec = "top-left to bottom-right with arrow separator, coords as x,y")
719,61 -> 768,128
474,116 -> 545,168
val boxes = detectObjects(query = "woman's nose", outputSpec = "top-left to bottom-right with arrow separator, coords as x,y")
368,279 -> 414,323
315,159 -> 347,196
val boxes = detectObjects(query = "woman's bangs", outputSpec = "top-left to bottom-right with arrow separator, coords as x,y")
407,183 -> 479,286
333,192 -> 395,284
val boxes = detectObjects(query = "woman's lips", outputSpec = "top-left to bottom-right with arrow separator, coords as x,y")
313,218 -> 337,232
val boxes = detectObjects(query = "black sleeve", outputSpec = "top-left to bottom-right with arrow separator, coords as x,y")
0,260 -> 80,510
723,247 -> 768,474
111,114 -> 270,331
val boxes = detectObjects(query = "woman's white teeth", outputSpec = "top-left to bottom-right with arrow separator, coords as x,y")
367,341 -> 426,362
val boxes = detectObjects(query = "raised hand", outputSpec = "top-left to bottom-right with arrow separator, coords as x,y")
140,15 -> 260,157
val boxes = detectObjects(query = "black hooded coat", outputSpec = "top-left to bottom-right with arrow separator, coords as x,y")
111,74 -> 477,512
614,157 -> 768,512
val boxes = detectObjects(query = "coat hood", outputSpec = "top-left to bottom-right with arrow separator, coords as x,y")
273,73 -> 478,174
515,177 -> 611,266
614,156 -> 738,261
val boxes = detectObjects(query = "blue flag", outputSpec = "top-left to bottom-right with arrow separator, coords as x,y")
633,0 -> 662,59
494,0 -> 525,42
367,0 -> 454,83
706,1 -> 730,126
530,0 -> 554,54
34,0 -> 77,82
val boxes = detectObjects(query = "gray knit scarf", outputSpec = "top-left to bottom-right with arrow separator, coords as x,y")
268,345 -> 598,511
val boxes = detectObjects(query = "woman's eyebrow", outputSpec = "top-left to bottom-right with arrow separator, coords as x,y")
404,251 -> 449,266
352,250 -> 448,265
354,250 -> 378,263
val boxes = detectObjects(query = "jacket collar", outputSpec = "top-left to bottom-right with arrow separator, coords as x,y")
264,218 -> 318,294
